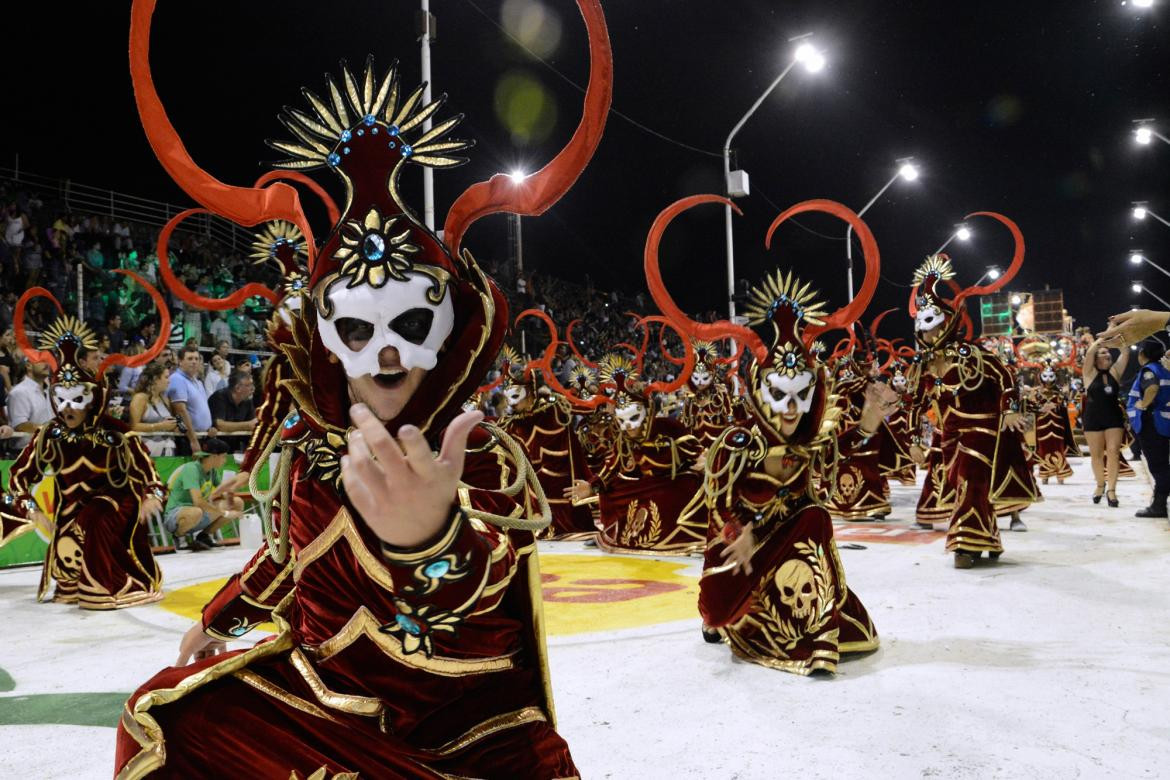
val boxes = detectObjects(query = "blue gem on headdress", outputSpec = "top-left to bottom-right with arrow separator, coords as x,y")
363,234 -> 386,262
395,613 -> 422,636
424,559 -> 451,579
784,352 -> 798,368
327,152 -> 341,167
343,147 -> 351,155
363,114 -> 376,126
340,130 -> 352,143
388,125 -> 400,136
402,145 -> 413,157
283,412 -> 301,429
388,141 -> 397,149
371,126 -> 379,135
356,129 -> 365,137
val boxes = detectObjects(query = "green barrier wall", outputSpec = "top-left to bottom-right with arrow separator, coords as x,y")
0,456 -> 268,568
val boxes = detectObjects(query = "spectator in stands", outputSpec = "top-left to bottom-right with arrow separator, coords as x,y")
208,369 -> 257,448
203,353 -> 228,395
86,240 -> 105,271
0,292 -> 15,333
162,437 -> 243,552
0,328 -> 20,393
106,312 -> 126,353
167,346 -> 216,455
214,340 -> 231,364
22,234 -> 43,286
7,360 -> 52,450
129,362 -> 179,457
5,203 -> 27,267
209,312 -> 232,348
116,343 -> 147,397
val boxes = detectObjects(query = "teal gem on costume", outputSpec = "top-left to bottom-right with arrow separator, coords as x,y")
356,129 -> 365,137
424,560 -> 450,579
388,141 -> 397,149
283,412 -> 301,429
784,352 -> 798,367
363,234 -> 385,261
230,625 -> 250,637
396,613 -> 422,635
340,129 -> 352,142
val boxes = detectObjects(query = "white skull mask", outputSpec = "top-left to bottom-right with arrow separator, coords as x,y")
616,401 -> 647,432
759,370 -> 816,416
317,272 -> 455,379
915,304 -> 946,333
503,385 -> 528,408
891,372 -> 908,391
690,365 -> 712,389
52,383 -> 95,413
1040,368 -> 1056,383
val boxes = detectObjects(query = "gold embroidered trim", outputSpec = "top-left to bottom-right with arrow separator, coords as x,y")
425,706 -> 548,756
294,507 -> 397,591
233,668 -> 339,723
288,648 -> 383,716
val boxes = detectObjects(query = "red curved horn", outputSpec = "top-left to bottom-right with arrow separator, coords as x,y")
565,319 -> 597,368
869,308 -> 897,340
476,371 -> 506,395
645,314 -> 688,365
514,308 -> 561,371
643,195 -> 767,362
442,0 -> 612,255
97,270 -> 172,377
952,211 -> 1024,308
130,0 -> 316,259
157,208 -> 282,310
765,199 -> 880,340
13,288 -> 62,371
253,170 -> 340,232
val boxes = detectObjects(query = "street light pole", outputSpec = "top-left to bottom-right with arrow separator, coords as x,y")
419,0 -> 436,230
844,158 -> 917,298
1132,252 -> 1170,281
1133,202 -> 1170,229
1134,283 -> 1170,309
1134,119 -> 1170,147
933,223 -> 971,255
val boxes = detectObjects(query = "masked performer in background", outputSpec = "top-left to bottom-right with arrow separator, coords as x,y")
0,274 -> 169,609
671,337 -> 747,448
1029,361 -> 1074,485
905,221 -> 1039,569
647,195 -> 892,675
117,1 -> 611,776
490,326 -> 596,540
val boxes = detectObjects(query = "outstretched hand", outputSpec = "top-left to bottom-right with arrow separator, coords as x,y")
341,404 -> 483,548
138,496 -> 163,524
859,381 -> 901,433
1098,309 -> 1170,348
719,521 -> 755,576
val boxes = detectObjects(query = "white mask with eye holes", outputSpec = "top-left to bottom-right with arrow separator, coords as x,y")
503,385 -> 528,409
52,383 -> 94,413
759,370 -> 816,415
616,401 -> 647,432
915,304 -> 946,333
1040,368 -> 1056,384
317,273 -> 455,379
690,365 -> 712,389
891,372 -> 908,392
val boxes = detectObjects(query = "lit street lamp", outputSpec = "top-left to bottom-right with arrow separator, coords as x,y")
844,157 -> 920,298
1132,201 -> 1170,229
1134,119 -> 1170,146
1129,250 -> 1170,281
933,223 -> 972,255
722,34 -> 825,320
1132,281 -> 1170,308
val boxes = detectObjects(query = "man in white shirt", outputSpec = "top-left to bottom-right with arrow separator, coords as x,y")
7,361 -> 53,448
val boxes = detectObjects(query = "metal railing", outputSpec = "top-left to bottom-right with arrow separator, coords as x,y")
0,165 -> 252,252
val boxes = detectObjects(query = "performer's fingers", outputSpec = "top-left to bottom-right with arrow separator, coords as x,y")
397,425 -> 437,480
341,454 -> 384,512
743,559 -> 753,576
438,411 -> 484,477
350,404 -> 408,478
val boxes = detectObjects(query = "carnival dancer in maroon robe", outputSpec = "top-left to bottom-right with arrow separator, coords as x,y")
646,195 -> 892,674
673,338 -> 748,448
905,235 -> 1040,569
1029,361 -> 1074,484
490,327 -> 596,540
117,1 -> 612,776
563,348 -> 707,555
884,358 -> 919,486
0,276 -> 170,609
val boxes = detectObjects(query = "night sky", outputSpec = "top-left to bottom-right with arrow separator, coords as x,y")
8,0 -> 1169,344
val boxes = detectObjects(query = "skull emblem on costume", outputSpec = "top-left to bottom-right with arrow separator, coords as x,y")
54,534 -> 83,577
775,558 -> 816,621
616,400 -> 647,432
915,303 -> 946,333
690,365 -> 712,390
317,272 -> 455,379
838,469 -> 860,502
52,383 -> 95,414
891,370 -> 907,392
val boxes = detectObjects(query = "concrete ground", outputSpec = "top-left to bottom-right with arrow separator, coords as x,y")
1,457 -> 1168,779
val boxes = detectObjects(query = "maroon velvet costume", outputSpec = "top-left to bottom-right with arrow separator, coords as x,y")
823,370 -> 895,520
1031,383 -> 1074,481
117,0 -> 612,775
1,413 -> 165,609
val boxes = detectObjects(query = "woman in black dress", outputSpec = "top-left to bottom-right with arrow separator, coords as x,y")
1082,339 -> 1129,506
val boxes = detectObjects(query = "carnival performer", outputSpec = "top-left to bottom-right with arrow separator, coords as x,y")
563,348 -> 707,555
1081,338 -> 1129,506
905,232 -> 1039,569
1029,361 -> 1074,485
116,1 -> 611,776
646,195 -> 890,674
489,332 -> 596,540
0,275 -> 170,609
884,357 -> 919,486
674,338 -> 747,447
